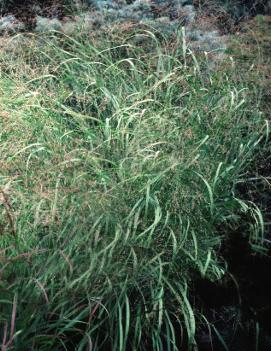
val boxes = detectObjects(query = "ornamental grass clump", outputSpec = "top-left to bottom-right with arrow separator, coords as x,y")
0,29 -> 267,350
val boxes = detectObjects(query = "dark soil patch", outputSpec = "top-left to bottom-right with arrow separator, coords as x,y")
193,230 -> 271,350
0,0 -> 70,26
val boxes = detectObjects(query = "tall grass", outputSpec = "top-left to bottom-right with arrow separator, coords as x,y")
0,29 -> 267,350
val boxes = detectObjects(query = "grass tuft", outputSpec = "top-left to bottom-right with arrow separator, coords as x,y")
0,27 -> 268,350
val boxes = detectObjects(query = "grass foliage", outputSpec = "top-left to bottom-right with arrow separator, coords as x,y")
0,28 -> 268,350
